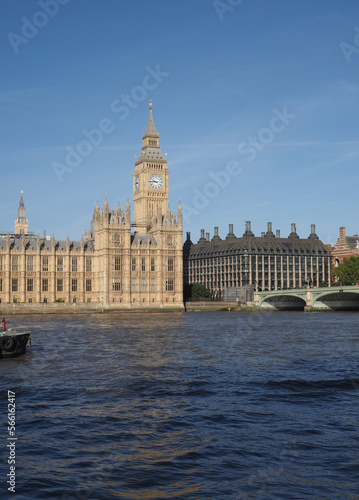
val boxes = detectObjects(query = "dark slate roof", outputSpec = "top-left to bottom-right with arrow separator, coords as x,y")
143,107 -> 159,138
345,236 -> 359,249
131,234 -> 157,247
0,235 -> 94,252
185,234 -> 329,259
136,147 -> 166,163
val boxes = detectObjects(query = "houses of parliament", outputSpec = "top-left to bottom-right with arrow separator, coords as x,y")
0,104 -> 184,308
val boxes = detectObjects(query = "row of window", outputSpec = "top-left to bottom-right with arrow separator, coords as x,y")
115,278 -> 174,292
1,256 -> 175,273
6,278 -> 92,293
190,271 -> 325,282
203,278 -> 323,289
190,250 -> 327,260
0,277 -> 175,293
192,263 -> 324,271
130,258 -> 174,272
4,256 -> 93,273
191,268 -> 324,278
190,256 -> 328,268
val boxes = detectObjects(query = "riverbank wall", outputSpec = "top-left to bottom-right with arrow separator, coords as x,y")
0,303 -> 185,315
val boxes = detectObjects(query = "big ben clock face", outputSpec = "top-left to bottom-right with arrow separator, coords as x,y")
135,176 -> 140,190
149,174 -> 163,190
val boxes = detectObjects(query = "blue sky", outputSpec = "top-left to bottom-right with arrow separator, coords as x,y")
1,0 -> 358,244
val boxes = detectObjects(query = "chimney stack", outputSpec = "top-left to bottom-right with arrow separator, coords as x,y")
266,222 -> 274,237
289,223 -> 299,239
339,227 -> 346,239
212,226 -> 222,242
198,229 -> 206,242
308,224 -> 319,240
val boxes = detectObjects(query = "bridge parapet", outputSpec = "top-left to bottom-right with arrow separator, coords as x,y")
257,286 -> 359,310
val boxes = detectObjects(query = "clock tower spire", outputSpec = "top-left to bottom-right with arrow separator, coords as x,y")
15,191 -> 28,235
133,102 -> 169,231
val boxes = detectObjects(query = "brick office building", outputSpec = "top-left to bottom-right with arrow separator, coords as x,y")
332,227 -> 359,265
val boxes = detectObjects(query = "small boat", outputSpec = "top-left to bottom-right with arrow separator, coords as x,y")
0,331 -> 31,358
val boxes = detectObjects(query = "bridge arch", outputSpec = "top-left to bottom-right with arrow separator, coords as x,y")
260,293 -> 306,311
312,289 -> 359,310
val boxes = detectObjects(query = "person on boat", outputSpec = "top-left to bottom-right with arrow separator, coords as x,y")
1,317 -> 6,331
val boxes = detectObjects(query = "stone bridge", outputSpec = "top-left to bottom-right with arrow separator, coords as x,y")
255,286 -> 359,310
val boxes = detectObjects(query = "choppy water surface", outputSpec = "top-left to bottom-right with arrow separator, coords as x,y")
1,311 -> 359,499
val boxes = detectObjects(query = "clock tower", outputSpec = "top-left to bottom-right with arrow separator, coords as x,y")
14,193 -> 28,235
133,101 -> 169,231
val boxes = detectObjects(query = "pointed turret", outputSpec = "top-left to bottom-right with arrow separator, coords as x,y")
135,102 -> 166,165
104,195 -> 109,214
125,197 -> 131,221
93,199 -> 100,231
143,100 -> 159,139
177,199 -> 182,226
15,192 -> 29,234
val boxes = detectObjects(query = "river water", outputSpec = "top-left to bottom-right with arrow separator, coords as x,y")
1,311 -> 359,499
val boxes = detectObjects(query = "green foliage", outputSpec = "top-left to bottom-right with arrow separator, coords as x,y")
185,283 -> 211,299
332,255 -> 359,286
319,281 -> 328,287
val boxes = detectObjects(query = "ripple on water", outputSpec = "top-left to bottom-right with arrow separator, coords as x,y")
0,312 -> 359,499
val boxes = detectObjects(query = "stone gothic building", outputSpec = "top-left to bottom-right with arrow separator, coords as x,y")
0,105 -> 184,308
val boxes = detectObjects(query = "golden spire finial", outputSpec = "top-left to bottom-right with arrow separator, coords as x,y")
149,99 -> 152,109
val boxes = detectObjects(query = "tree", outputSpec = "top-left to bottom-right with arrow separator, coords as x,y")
185,283 -> 211,299
332,255 -> 359,285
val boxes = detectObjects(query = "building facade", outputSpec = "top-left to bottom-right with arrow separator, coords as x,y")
331,227 -> 359,265
184,222 -> 331,294
0,105 -> 183,308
